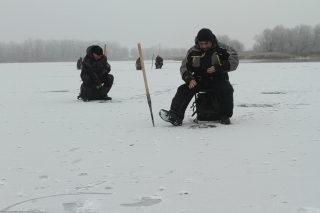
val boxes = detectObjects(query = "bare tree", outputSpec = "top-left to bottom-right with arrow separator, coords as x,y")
253,23 -> 320,56
230,39 -> 245,53
254,28 -> 275,52
0,42 -> 5,62
130,47 -> 139,59
216,35 -> 245,52
45,40 -> 58,60
216,35 -> 231,44
312,23 -> 320,52
294,24 -> 313,56
272,25 -> 287,52
34,39 -> 46,61
6,41 -> 20,62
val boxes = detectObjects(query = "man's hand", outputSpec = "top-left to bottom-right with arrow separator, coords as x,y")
207,66 -> 216,74
189,79 -> 197,89
95,79 -> 102,89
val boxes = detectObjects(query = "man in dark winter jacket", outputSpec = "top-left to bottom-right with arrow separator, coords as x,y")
136,57 -> 142,70
160,28 -> 239,125
80,45 -> 114,102
76,57 -> 82,69
155,55 -> 163,69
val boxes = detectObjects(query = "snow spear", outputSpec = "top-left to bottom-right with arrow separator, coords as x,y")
151,53 -> 154,69
138,43 -> 155,127
103,44 -> 107,56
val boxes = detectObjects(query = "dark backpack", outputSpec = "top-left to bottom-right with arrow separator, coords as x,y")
191,90 -> 220,121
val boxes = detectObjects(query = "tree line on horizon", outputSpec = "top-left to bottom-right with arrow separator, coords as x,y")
0,38 -> 191,63
0,23 -> 319,63
253,23 -> 320,56
0,37 -> 244,63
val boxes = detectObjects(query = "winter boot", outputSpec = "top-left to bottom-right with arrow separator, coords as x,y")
159,109 -> 182,126
100,95 -> 112,101
220,116 -> 231,125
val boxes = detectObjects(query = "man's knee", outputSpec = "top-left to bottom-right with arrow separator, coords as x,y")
224,84 -> 234,95
107,74 -> 114,85
216,81 -> 234,96
82,75 -> 92,87
176,83 -> 190,93
101,74 -> 114,85
82,86 -> 93,98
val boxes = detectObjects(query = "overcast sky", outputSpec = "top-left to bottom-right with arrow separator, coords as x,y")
1,0 -> 319,50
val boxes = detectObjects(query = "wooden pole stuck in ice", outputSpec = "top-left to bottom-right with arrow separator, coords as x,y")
151,53 -> 154,69
103,44 -> 107,56
137,43 -> 155,127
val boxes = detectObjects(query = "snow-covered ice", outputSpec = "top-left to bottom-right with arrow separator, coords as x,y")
1,60 -> 320,213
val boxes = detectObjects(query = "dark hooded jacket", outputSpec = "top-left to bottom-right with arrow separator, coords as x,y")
77,57 -> 82,67
155,56 -> 163,65
80,45 -> 111,81
136,57 -> 141,67
180,33 -> 239,85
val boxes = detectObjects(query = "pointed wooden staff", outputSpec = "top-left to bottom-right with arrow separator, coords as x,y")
151,53 -> 154,69
103,44 -> 107,56
138,43 -> 155,127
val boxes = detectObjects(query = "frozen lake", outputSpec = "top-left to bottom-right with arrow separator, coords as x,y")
1,60 -> 320,213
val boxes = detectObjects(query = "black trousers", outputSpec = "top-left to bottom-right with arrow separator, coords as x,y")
170,79 -> 234,119
81,74 -> 114,98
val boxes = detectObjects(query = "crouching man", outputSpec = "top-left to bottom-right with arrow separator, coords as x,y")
80,45 -> 114,102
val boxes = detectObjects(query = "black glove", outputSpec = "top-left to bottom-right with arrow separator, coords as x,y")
182,71 -> 194,84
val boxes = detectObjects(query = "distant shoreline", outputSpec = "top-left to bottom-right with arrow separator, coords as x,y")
240,58 -> 320,63
1,58 -> 320,64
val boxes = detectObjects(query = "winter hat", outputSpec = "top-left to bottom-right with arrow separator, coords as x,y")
92,46 -> 103,55
196,28 -> 214,42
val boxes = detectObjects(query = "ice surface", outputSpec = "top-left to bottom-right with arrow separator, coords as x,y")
1,60 -> 320,213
